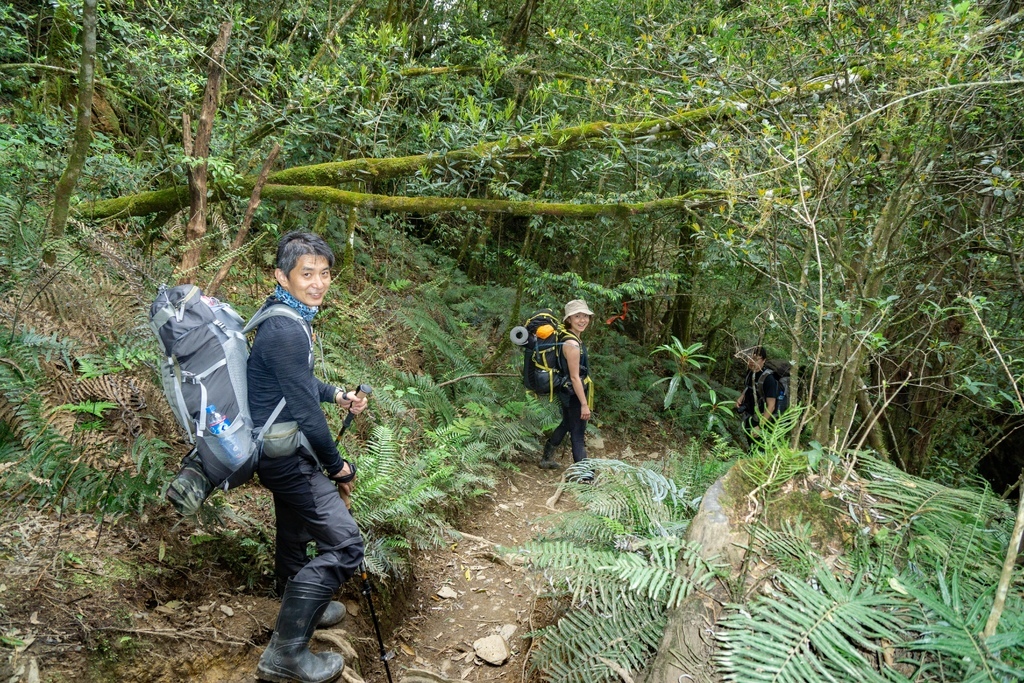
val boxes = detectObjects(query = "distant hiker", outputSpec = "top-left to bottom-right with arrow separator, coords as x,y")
539,299 -> 594,479
734,345 -> 779,439
249,231 -> 368,683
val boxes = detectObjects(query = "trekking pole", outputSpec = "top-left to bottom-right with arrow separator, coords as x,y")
334,384 -> 371,508
360,562 -> 395,683
331,387 -> 393,681
334,384 -> 373,445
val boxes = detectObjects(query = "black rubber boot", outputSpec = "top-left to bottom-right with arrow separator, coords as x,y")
257,580 -> 345,683
538,441 -> 560,469
317,601 -> 346,628
276,576 -> 344,628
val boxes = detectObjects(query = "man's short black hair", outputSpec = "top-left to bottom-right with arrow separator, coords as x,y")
276,231 -> 335,276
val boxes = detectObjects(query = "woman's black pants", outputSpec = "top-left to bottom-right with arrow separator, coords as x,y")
549,392 -> 587,462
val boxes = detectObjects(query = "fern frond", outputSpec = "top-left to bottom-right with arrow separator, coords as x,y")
900,570 -> 1024,683
530,598 -> 666,683
554,459 -> 695,537
858,455 -> 1012,589
396,306 -> 477,377
520,536 -> 716,609
749,517 -> 820,579
716,570 -> 910,683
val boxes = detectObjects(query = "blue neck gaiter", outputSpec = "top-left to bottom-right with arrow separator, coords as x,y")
274,284 -> 318,322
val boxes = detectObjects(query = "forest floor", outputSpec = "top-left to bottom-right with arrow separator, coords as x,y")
0,436 -> 647,683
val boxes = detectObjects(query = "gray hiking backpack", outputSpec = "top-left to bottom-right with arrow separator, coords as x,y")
150,284 -> 306,515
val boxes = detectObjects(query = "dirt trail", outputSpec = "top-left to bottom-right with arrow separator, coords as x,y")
0,450 -> 595,683
373,458 -> 569,683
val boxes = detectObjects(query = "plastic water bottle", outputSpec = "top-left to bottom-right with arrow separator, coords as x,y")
206,405 -> 245,464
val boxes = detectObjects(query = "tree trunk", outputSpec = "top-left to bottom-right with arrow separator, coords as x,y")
662,217 -> 697,344
206,142 -> 280,296
175,22 -> 232,283
641,472 -> 747,683
48,0 -> 97,258
503,0 -> 543,49
305,0 -> 365,74
339,205 -> 358,285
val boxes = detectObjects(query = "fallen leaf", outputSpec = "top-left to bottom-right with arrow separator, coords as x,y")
400,643 -> 416,656
219,604 -> 234,617
29,612 -> 39,625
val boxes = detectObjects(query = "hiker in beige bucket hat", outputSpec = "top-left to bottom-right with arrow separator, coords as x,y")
563,299 -> 594,320
537,299 -> 595,482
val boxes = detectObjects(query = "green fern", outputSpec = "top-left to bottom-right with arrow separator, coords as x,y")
858,455 -> 1013,591
552,459 -> 697,539
351,419 -> 499,577
740,408 -> 808,496
716,570 -> 911,683
522,536 -> 716,609
522,452 -> 727,683
529,596 -> 667,683
396,306 -> 477,377
899,570 -> 1024,683
749,517 -> 820,580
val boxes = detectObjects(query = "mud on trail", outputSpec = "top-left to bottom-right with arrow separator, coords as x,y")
0,447 -> 600,683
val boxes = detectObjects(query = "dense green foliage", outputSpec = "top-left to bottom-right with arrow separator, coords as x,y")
1,0 -> 1023,680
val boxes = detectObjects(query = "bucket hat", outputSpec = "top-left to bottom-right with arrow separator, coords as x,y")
563,299 -> 594,320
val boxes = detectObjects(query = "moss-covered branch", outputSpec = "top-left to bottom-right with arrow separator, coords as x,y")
80,68 -> 868,220
258,184 -> 728,216
81,182 -> 727,220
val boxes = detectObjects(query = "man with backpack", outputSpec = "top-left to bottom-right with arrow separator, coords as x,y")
249,231 -> 368,683
734,345 -> 779,439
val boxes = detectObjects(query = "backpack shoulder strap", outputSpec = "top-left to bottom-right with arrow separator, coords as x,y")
245,305 -> 309,436
243,304 -> 312,348
755,368 -> 776,396
559,329 -> 581,347
243,303 -> 302,332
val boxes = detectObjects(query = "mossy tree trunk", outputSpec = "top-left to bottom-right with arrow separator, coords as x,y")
48,0 -> 97,260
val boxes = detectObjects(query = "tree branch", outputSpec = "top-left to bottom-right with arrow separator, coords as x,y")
175,21 -> 232,283
206,142 -> 280,296
257,184 -> 728,217
82,69 -> 868,221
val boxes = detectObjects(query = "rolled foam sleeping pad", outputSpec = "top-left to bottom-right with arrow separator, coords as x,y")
510,326 -> 529,346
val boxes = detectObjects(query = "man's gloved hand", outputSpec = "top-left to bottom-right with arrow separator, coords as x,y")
332,460 -> 356,508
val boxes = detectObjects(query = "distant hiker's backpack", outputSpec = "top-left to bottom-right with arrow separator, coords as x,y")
756,360 -> 792,415
511,309 -> 591,403
149,285 -> 303,515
